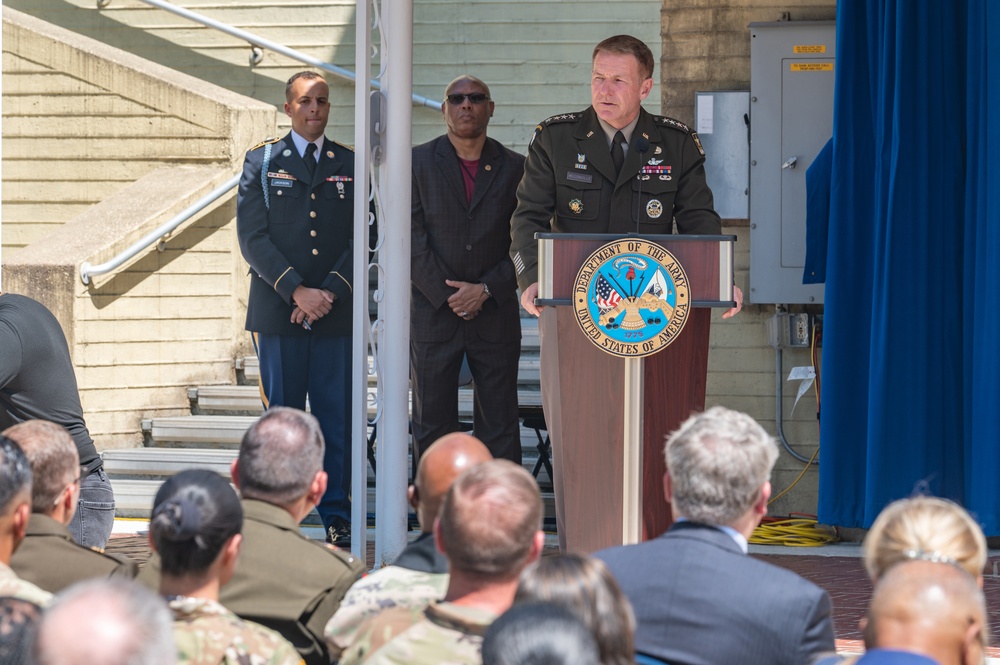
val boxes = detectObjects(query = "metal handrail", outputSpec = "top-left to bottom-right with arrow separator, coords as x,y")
80,173 -> 241,285
98,0 -> 441,111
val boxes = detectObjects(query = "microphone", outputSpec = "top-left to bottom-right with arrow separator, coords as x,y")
634,137 -> 650,235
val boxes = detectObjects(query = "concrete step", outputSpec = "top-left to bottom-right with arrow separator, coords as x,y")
187,385 -> 542,417
237,355 -> 541,386
111,477 -> 556,522
103,444 -> 552,486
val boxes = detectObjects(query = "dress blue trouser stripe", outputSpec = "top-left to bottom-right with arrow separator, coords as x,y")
253,332 -> 352,527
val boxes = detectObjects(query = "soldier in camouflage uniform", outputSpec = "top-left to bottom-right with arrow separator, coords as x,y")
169,595 -> 303,665
324,433 -> 491,659
0,434 -> 51,607
150,469 -> 302,665
339,461 -> 544,665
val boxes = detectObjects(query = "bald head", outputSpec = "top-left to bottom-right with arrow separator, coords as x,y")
411,433 -> 492,532
865,560 -> 986,665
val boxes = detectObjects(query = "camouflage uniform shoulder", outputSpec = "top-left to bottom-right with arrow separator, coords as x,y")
249,136 -> 281,152
0,566 -> 52,607
338,603 -> 427,665
170,597 -> 303,665
650,114 -> 705,155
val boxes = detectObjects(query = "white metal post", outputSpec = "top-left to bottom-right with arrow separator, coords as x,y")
374,0 -> 413,567
351,0 -> 374,561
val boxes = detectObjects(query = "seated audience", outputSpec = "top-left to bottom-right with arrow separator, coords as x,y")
5,420 -> 136,592
34,578 -> 175,665
858,559 -> 986,665
325,431 -> 492,658
482,602 -> 600,665
514,553 -> 635,665
0,291 -> 116,549
0,435 -> 50,606
140,407 -> 365,665
596,406 -> 835,665
0,596 -> 42,665
863,496 -> 987,582
150,469 -> 301,665
340,460 -> 544,665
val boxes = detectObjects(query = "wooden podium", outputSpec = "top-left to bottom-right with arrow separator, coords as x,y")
535,233 -> 735,553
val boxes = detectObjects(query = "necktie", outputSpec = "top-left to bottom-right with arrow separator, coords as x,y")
304,142 -> 317,179
611,130 -> 626,175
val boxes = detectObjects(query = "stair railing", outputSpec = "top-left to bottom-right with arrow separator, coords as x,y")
79,173 -> 240,284
96,0 -> 441,110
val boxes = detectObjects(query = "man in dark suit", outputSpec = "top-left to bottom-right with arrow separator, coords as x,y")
5,420 -> 136,593
410,75 -> 525,464
596,406 -> 836,665
237,71 -> 357,546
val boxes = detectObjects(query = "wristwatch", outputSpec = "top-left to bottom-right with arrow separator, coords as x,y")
482,282 -> 492,299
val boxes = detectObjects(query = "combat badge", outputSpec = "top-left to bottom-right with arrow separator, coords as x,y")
572,239 -> 690,358
646,199 -> 664,219
569,198 -> 584,214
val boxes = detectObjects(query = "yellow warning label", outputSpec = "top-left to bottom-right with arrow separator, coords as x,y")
791,63 -> 834,72
794,45 -> 827,54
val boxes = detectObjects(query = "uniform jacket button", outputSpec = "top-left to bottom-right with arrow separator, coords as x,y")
312,249 -> 319,256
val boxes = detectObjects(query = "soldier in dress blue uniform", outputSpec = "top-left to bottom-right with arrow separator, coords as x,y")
237,71 -> 356,546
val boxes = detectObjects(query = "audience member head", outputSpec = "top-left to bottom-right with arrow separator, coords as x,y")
410,433 -> 492,532
664,406 -> 778,531
0,596 -> 41,665
149,469 -> 243,587
482,602 -> 600,665
0,435 -> 32,562
863,495 -> 987,582
234,407 -> 326,518
864,559 -> 987,665
515,553 -> 635,665
35,578 -> 175,665
436,460 -> 544,582
3,421 -> 79,522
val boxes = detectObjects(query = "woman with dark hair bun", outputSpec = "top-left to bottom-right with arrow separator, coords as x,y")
150,469 -> 301,665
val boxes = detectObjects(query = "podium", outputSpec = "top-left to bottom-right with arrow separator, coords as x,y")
535,233 -> 735,553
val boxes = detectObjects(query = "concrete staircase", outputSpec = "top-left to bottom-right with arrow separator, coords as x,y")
103,319 -> 554,525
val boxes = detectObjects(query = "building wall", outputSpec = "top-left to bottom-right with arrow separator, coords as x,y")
665,0 -> 837,515
4,0 -> 662,155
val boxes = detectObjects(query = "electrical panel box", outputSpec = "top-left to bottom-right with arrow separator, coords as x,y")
749,21 -> 834,304
695,91 -> 750,220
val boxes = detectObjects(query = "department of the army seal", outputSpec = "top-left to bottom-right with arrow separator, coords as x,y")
573,239 -> 691,358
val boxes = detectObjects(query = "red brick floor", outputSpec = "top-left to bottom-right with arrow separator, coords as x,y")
756,551 -> 1000,656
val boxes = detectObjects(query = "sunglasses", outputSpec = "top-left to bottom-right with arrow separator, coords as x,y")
445,93 -> 490,105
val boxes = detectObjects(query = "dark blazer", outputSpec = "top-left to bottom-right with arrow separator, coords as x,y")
10,513 -> 136,593
410,135 -> 524,343
138,500 -> 365,665
510,106 -> 722,290
237,133 -> 356,337
596,521 -> 836,665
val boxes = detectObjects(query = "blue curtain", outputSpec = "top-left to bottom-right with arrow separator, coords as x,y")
817,1 -> 1000,533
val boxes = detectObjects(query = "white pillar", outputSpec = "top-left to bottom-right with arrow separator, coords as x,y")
351,0 -> 374,561
373,0 -> 413,567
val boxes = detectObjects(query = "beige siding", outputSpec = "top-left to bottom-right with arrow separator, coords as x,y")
4,0 -> 662,154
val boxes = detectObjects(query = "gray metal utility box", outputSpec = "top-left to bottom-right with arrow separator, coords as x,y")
749,21 -> 835,305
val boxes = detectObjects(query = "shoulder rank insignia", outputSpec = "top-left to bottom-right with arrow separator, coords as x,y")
654,116 -> 693,133
249,136 -> 280,151
542,112 -> 582,126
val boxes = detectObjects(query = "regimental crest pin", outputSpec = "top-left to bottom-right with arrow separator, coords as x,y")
577,154 -> 586,163
654,146 -> 662,155
569,198 -> 584,214
282,149 -> 292,157
572,239 -> 691,358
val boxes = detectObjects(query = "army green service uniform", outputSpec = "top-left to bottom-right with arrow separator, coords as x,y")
339,600 -> 495,665
0,561 -> 51,606
324,566 -> 449,661
10,513 -> 137,593
168,595 -> 303,665
140,499 -> 365,665
509,106 -> 721,290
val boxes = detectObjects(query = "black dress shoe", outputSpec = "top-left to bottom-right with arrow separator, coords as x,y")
326,517 -> 351,548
